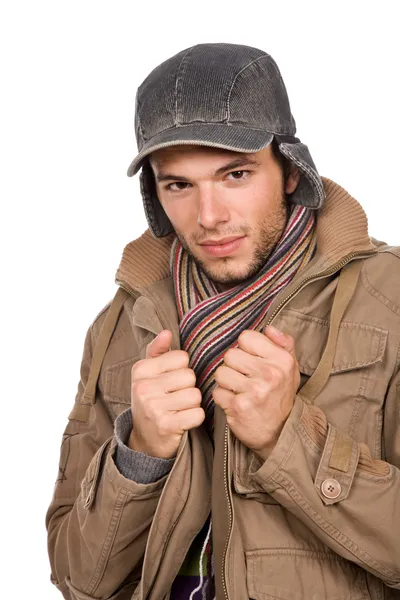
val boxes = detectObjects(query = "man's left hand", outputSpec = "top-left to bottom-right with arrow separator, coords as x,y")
213,325 -> 300,460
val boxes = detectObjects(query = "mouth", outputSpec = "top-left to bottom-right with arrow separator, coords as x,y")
199,236 -> 246,257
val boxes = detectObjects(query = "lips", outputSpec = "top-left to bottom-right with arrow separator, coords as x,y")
201,236 -> 243,246
199,236 -> 245,257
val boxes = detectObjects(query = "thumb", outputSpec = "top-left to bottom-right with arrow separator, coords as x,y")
264,325 -> 296,356
146,330 -> 173,359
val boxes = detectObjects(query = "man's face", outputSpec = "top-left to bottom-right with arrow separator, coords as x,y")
150,145 -> 299,289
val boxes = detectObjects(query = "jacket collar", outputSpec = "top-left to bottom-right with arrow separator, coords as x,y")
115,177 -> 376,295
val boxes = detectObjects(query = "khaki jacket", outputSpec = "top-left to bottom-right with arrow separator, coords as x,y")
46,178 -> 400,600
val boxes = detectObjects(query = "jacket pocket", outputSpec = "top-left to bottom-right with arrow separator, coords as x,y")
272,310 -> 387,378
246,549 -> 371,600
104,357 -> 137,406
102,332 -> 154,417
65,577 -> 139,599
272,310 -> 388,446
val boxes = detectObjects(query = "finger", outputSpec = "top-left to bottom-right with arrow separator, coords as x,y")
213,385 -> 235,411
214,364 -> 248,393
173,407 -> 205,432
223,347 -> 262,377
264,325 -> 296,357
146,330 -> 173,359
160,368 -> 196,393
132,349 -> 189,379
163,387 -> 202,411
237,329 -> 279,359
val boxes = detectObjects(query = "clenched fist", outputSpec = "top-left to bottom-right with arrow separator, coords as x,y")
213,325 -> 300,459
128,330 -> 205,459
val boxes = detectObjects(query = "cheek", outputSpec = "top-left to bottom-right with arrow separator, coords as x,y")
160,198 -> 197,234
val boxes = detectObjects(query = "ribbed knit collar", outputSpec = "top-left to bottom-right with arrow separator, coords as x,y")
115,177 -> 376,295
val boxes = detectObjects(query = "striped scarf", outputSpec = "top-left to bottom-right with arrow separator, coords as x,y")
170,204 -> 316,599
172,204 -> 317,427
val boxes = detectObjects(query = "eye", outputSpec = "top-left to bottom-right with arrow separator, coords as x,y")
227,170 -> 249,180
166,181 -> 191,191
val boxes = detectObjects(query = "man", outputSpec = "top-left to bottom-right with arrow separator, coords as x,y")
46,43 -> 400,599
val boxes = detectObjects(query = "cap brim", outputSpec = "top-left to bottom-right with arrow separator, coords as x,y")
127,124 -> 274,176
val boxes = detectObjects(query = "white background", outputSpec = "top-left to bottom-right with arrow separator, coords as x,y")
1,1 -> 399,597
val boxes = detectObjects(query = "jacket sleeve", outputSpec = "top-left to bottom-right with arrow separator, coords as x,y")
248,360 -> 400,590
114,408 -> 174,483
46,325 -> 166,600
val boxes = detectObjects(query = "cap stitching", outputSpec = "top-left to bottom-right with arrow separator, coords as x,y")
128,124 -> 277,175
135,93 -> 145,144
174,47 -> 194,126
226,54 -> 269,123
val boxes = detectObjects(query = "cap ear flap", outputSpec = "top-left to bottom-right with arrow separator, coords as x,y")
140,162 -> 174,237
278,141 -> 325,209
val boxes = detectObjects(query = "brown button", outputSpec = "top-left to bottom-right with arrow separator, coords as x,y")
321,478 -> 342,499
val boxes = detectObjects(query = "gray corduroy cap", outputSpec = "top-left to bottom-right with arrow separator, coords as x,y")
127,43 -> 325,237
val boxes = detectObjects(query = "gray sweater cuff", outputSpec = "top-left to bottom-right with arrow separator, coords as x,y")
114,408 -> 175,484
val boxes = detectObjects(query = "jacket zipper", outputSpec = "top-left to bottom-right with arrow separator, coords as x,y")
221,425 -> 232,600
220,250 -> 374,599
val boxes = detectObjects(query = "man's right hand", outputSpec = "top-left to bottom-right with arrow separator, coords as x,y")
128,330 -> 205,459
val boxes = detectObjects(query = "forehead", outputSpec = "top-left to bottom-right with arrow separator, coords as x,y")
149,144 -> 271,171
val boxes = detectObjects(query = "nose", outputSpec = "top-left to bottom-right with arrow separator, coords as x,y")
197,186 -> 229,229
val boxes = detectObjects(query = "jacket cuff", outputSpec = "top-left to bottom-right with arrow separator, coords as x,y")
249,396 -> 363,505
114,408 -> 175,484
249,394 -> 306,489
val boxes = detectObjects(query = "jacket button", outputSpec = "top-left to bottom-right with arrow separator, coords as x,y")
321,478 -> 342,499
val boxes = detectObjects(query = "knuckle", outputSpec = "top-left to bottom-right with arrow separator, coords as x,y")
214,365 -> 224,382
131,379 -> 145,398
185,368 -> 197,386
212,385 -> 222,401
250,379 -> 269,400
234,395 -> 251,414
286,334 -> 295,346
283,353 -> 295,373
177,351 -> 190,367
280,352 -> 296,369
194,407 -> 205,424
155,416 -> 171,438
131,359 -> 145,379
224,347 -> 237,364
142,398 -> 157,419
238,330 -> 250,346
189,387 -> 202,404
268,365 -> 282,385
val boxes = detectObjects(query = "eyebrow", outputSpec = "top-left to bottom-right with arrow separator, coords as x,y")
154,156 -> 261,183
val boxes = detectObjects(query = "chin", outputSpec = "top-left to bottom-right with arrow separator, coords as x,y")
202,260 -> 259,288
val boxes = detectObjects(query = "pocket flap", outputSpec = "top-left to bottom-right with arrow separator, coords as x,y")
104,357 -> 137,404
246,549 -> 369,600
273,310 -> 387,375
81,437 -> 113,509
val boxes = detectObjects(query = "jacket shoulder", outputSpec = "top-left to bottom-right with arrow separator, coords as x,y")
89,290 -> 137,347
361,244 -> 400,317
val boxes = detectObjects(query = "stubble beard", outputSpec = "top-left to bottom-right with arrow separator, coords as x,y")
174,192 -> 289,289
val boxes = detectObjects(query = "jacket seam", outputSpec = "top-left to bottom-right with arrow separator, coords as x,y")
347,367 -> 369,440
271,472 -> 399,585
360,261 -> 400,317
246,548 -> 364,561
261,425 -> 299,483
85,488 -> 128,596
